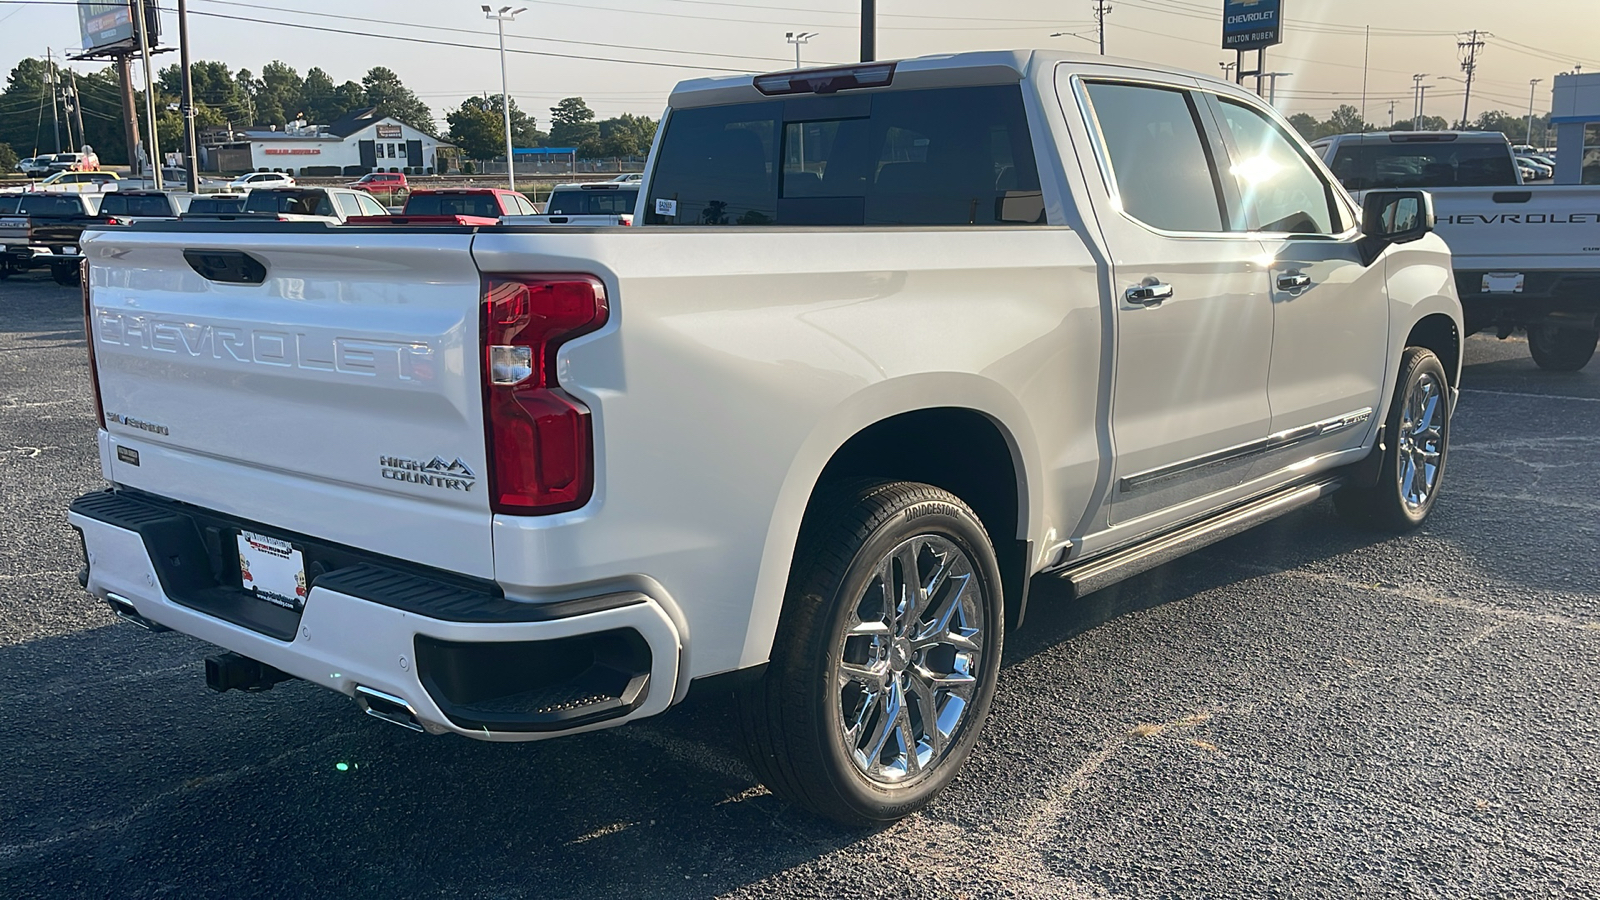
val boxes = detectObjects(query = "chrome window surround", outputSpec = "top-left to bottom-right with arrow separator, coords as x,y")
1064,68 -> 1361,244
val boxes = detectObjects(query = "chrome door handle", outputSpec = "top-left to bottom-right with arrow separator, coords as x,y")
1277,272 -> 1312,291
1125,281 -> 1174,306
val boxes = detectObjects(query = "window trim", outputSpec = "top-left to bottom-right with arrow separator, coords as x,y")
1071,75 -> 1238,240
1069,71 -> 1361,242
1199,91 -> 1359,240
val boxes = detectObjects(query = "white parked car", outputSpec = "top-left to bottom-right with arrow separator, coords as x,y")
72,50 -> 1463,825
28,170 -> 121,194
16,156 -> 54,177
228,171 -> 298,191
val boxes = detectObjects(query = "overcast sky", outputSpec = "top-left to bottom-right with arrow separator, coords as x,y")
2,0 -> 1596,126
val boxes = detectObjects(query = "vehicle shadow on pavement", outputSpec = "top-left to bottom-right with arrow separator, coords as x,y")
0,501 -> 1387,900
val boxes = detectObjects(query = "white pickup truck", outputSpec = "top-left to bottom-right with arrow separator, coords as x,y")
70,51 -> 1461,824
1315,131 -> 1600,371
506,181 -> 638,226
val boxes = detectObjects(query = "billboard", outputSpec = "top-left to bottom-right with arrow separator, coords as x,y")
79,1 -> 160,53
1222,0 -> 1283,51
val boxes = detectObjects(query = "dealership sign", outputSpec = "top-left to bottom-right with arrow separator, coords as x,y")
263,148 -> 322,155
1222,0 -> 1283,50
376,124 -> 403,139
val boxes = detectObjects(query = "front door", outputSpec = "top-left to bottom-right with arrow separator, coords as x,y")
1205,96 -> 1390,458
1075,79 -> 1275,526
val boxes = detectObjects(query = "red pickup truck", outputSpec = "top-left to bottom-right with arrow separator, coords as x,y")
344,188 -> 536,226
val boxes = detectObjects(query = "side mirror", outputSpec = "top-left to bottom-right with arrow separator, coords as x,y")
1361,189 -> 1435,245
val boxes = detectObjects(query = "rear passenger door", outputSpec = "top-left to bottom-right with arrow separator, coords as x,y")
1070,76 -> 1274,526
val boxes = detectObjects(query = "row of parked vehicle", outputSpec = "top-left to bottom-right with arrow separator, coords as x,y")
13,150 -> 100,178
0,177 -> 643,284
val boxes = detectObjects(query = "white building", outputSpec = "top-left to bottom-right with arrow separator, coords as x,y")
208,108 -> 450,175
1550,72 -> 1600,185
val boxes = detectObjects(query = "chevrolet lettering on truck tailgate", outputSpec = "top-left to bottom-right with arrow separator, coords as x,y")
69,50 -> 1463,825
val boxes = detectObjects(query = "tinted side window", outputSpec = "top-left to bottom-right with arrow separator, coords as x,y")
357,194 -> 387,216
335,193 -> 363,218
0,196 -> 20,214
1083,82 -> 1225,233
646,85 -> 1045,227
1216,100 -> 1339,234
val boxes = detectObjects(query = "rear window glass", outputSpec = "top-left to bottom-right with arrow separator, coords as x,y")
405,192 -> 505,217
17,195 -> 84,216
1327,141 -> 1519,189
99,194 -> 174,217
244,190 -> 334,217
645,84 -> 1045,227
0,195 -> 19,214
187,196 -> 245,214
545,189 -> 638,216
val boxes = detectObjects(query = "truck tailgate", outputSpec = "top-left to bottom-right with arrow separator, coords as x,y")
83,227 -> 494,578
1419,186 -> 1600,269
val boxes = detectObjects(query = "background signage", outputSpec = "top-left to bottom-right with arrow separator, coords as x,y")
78,1 -> 161,53
1222,0 -> 1283,51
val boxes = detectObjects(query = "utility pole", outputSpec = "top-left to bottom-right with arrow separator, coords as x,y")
482,6 -> 526,191
1457,29 -> 1486,129
1261,72 -> 1292,109
1359,26 -> 1370,127
1388,99 -> 1396,129
47,49 -> 62,154
1417,84 -> 1432,130
1525,78 -> 1542,146
117,56 -> 141,173
133,0 -> 162,188
1093,0 -> 1113,56
861,0 -> 875,62
69,71 -> 86,154
178,0 -> 199,191
1411,74 -> 1428,128
786,31 -> 817,69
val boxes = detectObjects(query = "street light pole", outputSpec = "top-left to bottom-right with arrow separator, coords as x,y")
1525,78 -> 1543,146
786,31 -> 817,69
483,5 -> 526,191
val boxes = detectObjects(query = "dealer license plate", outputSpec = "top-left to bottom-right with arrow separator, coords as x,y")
1482,272 -> 1525,294
237,530 -> 308,611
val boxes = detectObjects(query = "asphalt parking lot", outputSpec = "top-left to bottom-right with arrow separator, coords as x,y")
3,269 -> 1598,899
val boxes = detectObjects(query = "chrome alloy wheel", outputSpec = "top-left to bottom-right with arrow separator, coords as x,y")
833,534 -> 985,786
1397,371 -> 1446,511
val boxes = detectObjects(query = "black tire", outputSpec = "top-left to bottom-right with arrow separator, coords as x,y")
1527,324 -> 1598,372
51,262 -> 80,287
1336,347 -> 1451,531
737,480 -> 1005,825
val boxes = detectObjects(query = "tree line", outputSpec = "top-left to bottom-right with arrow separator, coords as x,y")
0,56 -> 657,167
1287,104 -> 1555,145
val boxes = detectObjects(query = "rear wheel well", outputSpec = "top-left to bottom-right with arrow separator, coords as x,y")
811,408 -> 1029,628
1406,314 -> 1461,387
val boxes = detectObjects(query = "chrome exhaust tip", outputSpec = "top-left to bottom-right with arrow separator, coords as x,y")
354,686 -> 424,732
104,592 -> 170,632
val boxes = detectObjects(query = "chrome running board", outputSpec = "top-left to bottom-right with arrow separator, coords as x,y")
1053,476 -> 1344,598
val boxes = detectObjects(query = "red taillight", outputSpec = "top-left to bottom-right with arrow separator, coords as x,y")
482,275 -> 608,515
81,258 -> 105,428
